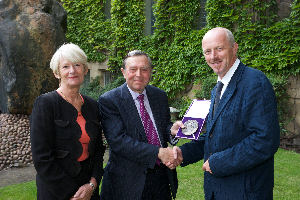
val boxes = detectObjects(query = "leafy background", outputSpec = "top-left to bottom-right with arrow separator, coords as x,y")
61,0 -> 300,135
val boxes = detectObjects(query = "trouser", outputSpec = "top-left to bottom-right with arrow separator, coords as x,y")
141,165 -> 172,200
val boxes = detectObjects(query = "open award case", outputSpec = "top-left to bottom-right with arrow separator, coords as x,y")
175,99 -> 211,140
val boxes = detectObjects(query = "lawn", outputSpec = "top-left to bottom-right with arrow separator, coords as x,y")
0,148 -> 299,200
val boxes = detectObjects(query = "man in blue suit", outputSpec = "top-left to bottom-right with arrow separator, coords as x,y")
98,50 -> 181,200
170,27 -> 280,200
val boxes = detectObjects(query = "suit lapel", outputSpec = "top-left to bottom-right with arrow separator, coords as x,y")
207,63 -> 245,135
120,83 -> 147,141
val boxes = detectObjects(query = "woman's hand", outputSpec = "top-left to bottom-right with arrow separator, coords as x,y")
70,177 -> 97,200
70,183 -> 94,200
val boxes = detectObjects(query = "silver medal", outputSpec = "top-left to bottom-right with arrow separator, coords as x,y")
182,120 -> 198,136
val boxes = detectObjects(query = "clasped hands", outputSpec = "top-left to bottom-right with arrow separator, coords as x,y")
156,121 -> 184,169
69,183 -> 93,200
158,147 -> 212,174
158,146 -> 183,170
70,178 -> 96,200
158,121 -> 213,173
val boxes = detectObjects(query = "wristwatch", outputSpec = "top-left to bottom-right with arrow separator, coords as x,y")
89,182 -> 95,191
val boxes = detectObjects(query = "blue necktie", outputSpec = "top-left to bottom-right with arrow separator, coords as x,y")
213,81 -> 224,117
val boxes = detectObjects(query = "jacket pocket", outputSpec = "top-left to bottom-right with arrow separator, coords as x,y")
54,120 -> 72,139
54,120 -> 69,127
54,150 -> 69,158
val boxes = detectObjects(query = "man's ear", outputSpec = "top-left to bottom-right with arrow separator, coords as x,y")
233,42 -> 238,55
121,68 -> 126,79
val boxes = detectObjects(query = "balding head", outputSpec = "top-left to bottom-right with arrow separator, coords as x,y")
202,27 -> 238,79
203,27 -> 235,47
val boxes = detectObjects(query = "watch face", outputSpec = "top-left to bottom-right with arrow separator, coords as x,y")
89,182 -> 95,191
182,120 -> 198,136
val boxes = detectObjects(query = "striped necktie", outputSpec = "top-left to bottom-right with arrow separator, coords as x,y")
137,94 -> 161,147
213,81 -> 224,117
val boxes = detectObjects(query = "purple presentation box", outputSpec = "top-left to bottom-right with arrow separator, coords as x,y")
175,100 -> 210,140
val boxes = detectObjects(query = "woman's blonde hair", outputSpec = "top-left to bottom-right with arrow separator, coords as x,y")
50,43 -> 87,75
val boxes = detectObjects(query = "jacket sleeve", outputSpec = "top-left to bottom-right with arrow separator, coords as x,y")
180,135 -> 205,166
98,94 -> 159,169
30,95 -> 77,198
209,74 -> 280,177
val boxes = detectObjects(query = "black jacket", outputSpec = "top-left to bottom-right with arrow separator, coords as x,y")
30,91 -> 105,200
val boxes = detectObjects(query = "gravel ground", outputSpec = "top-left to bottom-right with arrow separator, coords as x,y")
0,164 -> 36,187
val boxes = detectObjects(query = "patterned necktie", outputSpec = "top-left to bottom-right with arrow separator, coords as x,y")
137,94 -> 161,165
137,94 -> 161,147
213,81 -> 224,117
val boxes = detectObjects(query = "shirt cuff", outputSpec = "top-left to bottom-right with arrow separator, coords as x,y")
169,134 -> 179,145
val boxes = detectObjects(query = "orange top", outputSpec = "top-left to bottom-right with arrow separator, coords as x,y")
56,91 -> 90,161
77,111 -> 90,161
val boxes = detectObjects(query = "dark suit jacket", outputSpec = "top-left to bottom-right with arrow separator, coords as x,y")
180,63 -> 280,200
98,83 -> 178,200
30,91 -> 105,200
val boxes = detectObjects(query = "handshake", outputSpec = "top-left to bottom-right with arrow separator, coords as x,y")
158,146 -> 212,174
156,121 -> 184,169
156,121 -> 212,173
158,146 -> 183,170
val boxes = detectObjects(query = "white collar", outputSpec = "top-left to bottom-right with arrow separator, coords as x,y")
127,84 -> 146,100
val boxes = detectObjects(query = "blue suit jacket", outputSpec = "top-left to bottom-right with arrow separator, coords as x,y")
98,83 -> 178,200
180,63 -> 280,200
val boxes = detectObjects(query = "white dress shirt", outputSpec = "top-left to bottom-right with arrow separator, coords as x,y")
127,85 -> 162,146
218,58 -> 240,99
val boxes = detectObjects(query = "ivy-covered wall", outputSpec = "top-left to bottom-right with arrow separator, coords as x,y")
108,0 -> 146,71
61,0 -> 300,135
61,0 -> 112,62
61,0 -> 299,84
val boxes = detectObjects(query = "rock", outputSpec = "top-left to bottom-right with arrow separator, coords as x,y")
0,0 -> 66,114
13,163 -> 20,167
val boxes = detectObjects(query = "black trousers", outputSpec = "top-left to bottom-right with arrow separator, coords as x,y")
141,165 -> 172,200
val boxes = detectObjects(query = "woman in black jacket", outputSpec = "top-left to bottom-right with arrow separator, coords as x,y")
30,43 -> 105,200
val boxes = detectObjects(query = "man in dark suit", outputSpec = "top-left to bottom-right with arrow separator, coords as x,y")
170,27 -> 280,199
98,50 -> 181,200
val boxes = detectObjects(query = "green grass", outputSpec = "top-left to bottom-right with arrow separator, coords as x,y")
0,181 -> 36,200
0,148 -> 299,200
273,148 -> 300,200
176,160 -> 205,199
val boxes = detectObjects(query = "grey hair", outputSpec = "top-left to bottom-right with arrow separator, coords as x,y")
208,27 -> 236,47
50,43 -> 87,75
122,50 -> 152,69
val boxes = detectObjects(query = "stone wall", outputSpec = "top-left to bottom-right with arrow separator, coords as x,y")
287,74 -> 300,135
281,74 -> 300,152
277,0 -> 294,20
0,114 -> 32,171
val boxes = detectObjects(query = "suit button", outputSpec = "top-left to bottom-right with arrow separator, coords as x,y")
209,134 -> 213,138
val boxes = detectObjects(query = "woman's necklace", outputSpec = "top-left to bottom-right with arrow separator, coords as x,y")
59,90 -> 83,107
